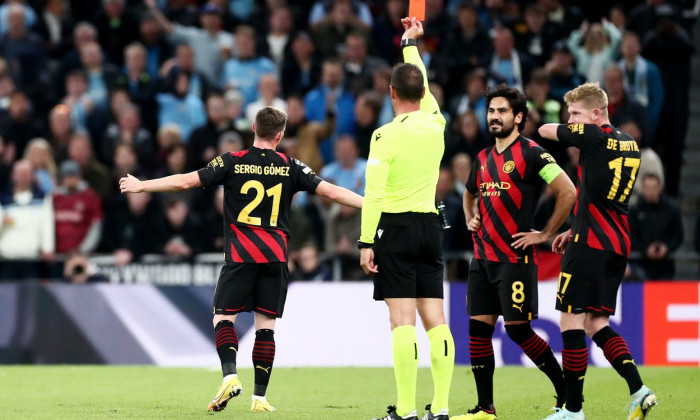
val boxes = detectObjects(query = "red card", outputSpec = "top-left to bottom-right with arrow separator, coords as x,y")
409,0 -> 425,21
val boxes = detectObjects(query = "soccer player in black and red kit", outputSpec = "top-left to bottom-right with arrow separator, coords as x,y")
539,82 -> 657,420
119,106 -> 363,413
453,85 -> 576,420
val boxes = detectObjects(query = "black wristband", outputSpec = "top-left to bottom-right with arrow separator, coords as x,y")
357,241 -> 373,249
401,38 -> 417,48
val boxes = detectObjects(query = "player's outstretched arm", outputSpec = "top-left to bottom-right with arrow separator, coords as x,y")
315,180 -> 363,209
512,172 -> 576,249
119,172 -> 202,193
538,123 -> 560,141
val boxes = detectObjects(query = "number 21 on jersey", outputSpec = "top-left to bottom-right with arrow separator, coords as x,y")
237,180 -> 282,226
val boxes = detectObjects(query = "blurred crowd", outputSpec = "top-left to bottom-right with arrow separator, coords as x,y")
0,0 -> 695,282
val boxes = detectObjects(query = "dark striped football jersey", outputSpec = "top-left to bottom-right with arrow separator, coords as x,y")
556,123 -> 641,257
466,136 -> 557,264
197,147 -> 322,263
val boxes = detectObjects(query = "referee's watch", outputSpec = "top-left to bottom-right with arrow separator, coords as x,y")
357,241 -> 373,249
401,38 -> 417,48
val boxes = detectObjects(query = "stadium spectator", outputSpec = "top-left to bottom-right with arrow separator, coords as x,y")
303,58 -> 355,163
353,90 -> 381,159
0,135 -> 12,192
46,104 -> 73,163
0,3 -> 45,91
319,135 -> 366,195
642,14 -> 694,197
289,242 -> 332,281
146,0 -> 234,85
203,186 -> 224,253
437,2 -> 491,96
110,143 -> 141,194
370,0 -> 405,63
513,3 -> 560,67
0,0 -> 36,36
567,19 -> 622,84
102,103 -> 154,168
34,0 -> 74,60
160,195 -> 204,258
367,66 -> 393,128
223,88 -> 250,133
67,132 -> 112,200
53,160 -> 102,257
78,41 -> 118,112
116,42 -> 158,133
259,5 -> 295,69
280,31 -> 321,97
629,173 -> 683,280
525,69 -> 562,124
608,4 -> 627,31
618,31 -> 664,138
284,94 -> 333,173
447,68 -> 488,136
604,65 -> 652,148
0,90 -> 43,158
62,70 -> 94,132
309,0 -> 372,29
91,0 -> 139,66
0,159 -> 54,280
245,73 -> 287,124
437,164 -> 470,280
619,121 -> 664,205
536,0 -> 584,36
55,22 -> 98,93
187,93 -> 242,171
544,40 -> 586,101
627,0 -> 682,37
159,44 -> 214,103
484,27 -> 533,91
325,199 -> 363,279
342,31 -> 388,95
156,72 -> 206,140
150,123 -> 181,176
311,0 -> 370,59
24,138 -> 56,194
220,25 -> 276,107
100,191 -> 165,265
137,12 -> 173,80
0,71 -> 14,113
444,111 -> 489,163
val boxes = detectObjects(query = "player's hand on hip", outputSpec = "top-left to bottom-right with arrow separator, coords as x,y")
467,214 -> 481,232
119,173 -> 143,193
400,17 -> 424,39
551,229 -> 571,254
360,248 -> 378,275
512,229 -> 547,250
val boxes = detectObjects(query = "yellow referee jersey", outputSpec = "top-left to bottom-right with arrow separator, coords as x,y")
359,45 -> 446,244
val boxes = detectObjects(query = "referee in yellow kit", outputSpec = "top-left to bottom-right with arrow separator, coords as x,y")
359,17 -> 454,420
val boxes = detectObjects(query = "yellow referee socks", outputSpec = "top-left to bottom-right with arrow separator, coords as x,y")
392,325 -> 419,417
428,324 -> 455,412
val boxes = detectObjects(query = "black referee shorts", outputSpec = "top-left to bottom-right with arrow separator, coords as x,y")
372,212 -> 444,300
213,262 -> 289,318
556,242 -> 626,315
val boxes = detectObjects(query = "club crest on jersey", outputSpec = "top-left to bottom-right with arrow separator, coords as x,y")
503,160 -> 515,174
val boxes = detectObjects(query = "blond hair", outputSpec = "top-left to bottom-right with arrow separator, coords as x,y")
563,82 -> 609,118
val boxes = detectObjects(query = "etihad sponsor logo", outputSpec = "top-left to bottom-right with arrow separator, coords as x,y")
503,160 -> 515,173
480,181 -> 511,196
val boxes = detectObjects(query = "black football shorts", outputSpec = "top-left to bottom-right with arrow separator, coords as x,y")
213,262 -> 288,318
555,242 -> 626,315
467,258 -> 539,321
372,212 -> 444,300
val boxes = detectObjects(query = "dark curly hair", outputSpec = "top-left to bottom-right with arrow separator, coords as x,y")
484,84 -> 529,132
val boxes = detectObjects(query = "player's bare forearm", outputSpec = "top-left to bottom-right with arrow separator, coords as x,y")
540,173 -> 576,240
538,123 -> 560,141
119,172 -> 201,193
463,190 -> 478,222
315,181 -> 363,208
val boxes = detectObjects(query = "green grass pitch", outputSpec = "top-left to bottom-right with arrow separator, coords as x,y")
0,366 -> 697,419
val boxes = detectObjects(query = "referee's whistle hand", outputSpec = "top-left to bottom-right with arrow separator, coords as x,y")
360,248 -> 378,275
467,214 -> 481,232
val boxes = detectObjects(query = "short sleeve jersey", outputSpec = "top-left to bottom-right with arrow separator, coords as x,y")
556,123 -> 641,257
466,136 -> 556,264
197,147 -> 322,263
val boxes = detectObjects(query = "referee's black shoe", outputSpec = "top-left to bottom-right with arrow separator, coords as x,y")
372,405 -> 418,420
